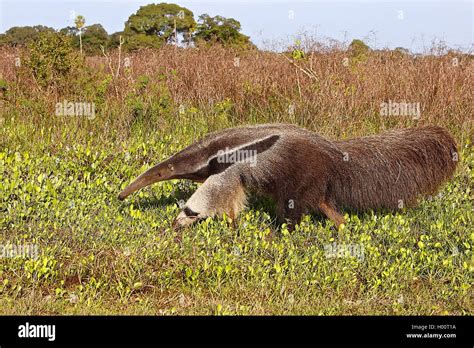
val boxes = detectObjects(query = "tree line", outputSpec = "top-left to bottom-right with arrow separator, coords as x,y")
0,3 -> 255,53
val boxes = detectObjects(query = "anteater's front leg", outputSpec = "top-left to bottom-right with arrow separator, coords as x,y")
172,170 -> 247,229
275,197 -> 304,231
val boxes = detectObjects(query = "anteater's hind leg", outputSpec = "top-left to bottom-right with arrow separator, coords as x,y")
172,170 -> 247,229
318,201 -> 345,228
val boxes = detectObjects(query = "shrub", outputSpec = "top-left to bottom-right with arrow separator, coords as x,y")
24,32 -> 81,89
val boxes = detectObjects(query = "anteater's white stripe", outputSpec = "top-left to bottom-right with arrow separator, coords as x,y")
193,134 -> 278,172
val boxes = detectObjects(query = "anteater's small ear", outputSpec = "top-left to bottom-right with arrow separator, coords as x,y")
168,163 -> 174,171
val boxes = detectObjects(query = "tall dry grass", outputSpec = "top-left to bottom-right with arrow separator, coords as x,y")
0,43 -> 472,151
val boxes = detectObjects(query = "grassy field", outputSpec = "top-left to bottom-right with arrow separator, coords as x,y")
0,42 -> 472,314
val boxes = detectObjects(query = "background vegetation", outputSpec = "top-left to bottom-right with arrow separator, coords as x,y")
0,3 -> 472,314
0,3 -> 254,52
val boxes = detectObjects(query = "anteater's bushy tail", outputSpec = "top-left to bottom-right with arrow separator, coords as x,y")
332,126 -> 458,210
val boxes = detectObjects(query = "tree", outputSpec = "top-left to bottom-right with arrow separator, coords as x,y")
349,39 -> 370,57
74,15 -> 86,54
60,24 -> 109,54
108,31 -> 124,49
393,47 -> 410,56
82,24 -> 109,54
59,26 -> 79,37
123,3 -> 195,50
0,25 -> 54,46
25,32 -> 80,88
194,14 -> 254,49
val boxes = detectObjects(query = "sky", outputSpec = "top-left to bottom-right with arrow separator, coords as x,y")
0,0 -> 472,52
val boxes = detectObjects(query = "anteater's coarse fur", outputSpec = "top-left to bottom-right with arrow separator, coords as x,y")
118,124 -> 458,228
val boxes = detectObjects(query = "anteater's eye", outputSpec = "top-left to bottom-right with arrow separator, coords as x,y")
168,164 -> 174,171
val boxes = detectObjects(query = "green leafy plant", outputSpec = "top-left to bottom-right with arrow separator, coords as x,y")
24,32 -> 80,89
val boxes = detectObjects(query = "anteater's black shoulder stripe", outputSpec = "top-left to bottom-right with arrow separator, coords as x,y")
183,206 -> 199,217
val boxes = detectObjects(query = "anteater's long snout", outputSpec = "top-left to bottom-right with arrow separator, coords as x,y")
118,163 -> 171,200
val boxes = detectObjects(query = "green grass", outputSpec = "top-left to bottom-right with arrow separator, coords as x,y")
1,128 -> 472,315
0,38 -> 472,315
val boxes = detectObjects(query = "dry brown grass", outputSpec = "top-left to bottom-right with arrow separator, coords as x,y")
0,43 -> 472,149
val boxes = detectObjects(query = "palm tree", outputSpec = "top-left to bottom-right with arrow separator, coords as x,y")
74,15 -> 85,54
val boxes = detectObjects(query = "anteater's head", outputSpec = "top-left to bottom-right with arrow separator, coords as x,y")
117,144 -> 212,201
118,130 -> 281,201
